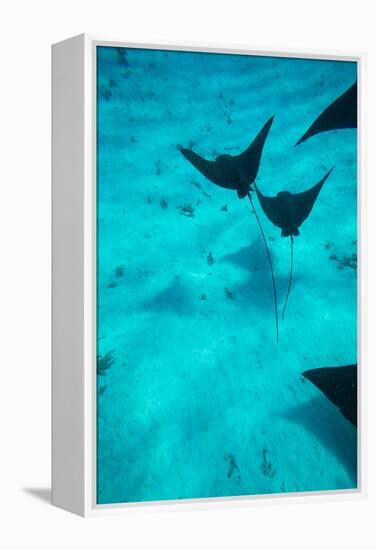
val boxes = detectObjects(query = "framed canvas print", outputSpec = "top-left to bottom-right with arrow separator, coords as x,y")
52,35 -> 364,516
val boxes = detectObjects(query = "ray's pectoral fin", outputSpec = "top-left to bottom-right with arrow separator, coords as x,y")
302,365 -> 357,426
253,186 -> 286,230
291,166 -> 335,228
180,148 -> 225,186
296,81 -> 357,146
235,115 -> 274,183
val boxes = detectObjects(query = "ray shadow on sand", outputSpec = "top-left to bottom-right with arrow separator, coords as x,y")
221,240 -> 272,272
141,275 -> 194,316
220,238 -> 302,312
282,395 -> 357,484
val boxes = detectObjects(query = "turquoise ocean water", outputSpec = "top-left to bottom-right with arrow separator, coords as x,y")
96,46 -> 357,504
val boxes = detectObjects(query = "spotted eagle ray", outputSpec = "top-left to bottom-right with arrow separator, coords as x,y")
296,81 -> 357,146
180,116 -> 280,340
254,167 -> 334,319
302,365 -> 357,426
180,116 -> 274,199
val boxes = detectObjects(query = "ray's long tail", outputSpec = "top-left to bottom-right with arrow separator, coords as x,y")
282,235 -> 294,319
247,192 -> 279,342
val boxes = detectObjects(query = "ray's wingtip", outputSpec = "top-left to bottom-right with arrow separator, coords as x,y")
295,135 -> 306,147
180,147 -> 191,158
302,369 -> 314,381
257,115 -> 274,139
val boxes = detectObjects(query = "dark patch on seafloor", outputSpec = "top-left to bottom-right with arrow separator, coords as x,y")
283,396 -> 357,483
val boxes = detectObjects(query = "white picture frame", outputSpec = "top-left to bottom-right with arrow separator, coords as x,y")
52,34 -> 365,517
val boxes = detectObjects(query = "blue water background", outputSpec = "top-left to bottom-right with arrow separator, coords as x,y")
96,46 -> 357,504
